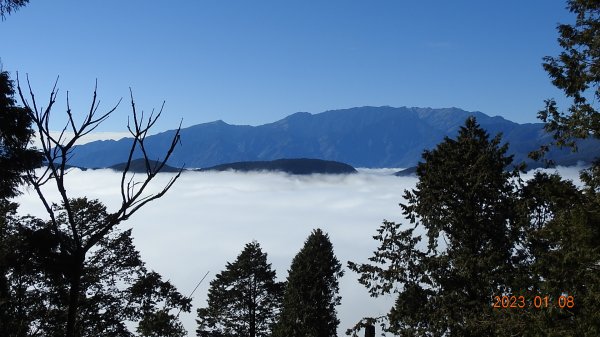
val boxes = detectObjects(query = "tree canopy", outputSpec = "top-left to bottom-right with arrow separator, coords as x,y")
274,228 -> 344,337
1,198 -> 192,337
197,241 -> 284,337
517,169 -> 600,336
0,0 -> 28,19
0,71 -> 41,199
0,66 -> 186,336
525,2 -> 600,332
349,116 -> 600,336
536,0 -> 600,152
10,74 -> 184,337
0,70 -> 42,336
348,117 -> 523,336
2,3 -> 188,336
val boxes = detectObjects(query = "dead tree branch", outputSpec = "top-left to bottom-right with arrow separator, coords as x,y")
16,75 -> 183,337
16,74 -> 183,252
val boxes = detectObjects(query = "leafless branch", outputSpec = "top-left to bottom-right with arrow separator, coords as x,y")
16,75 -> 182,255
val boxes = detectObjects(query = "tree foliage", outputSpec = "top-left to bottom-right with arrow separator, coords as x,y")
2,2 -> 187,332
515,169 -> 600,336
525,2 -> 600,333
348,117 -> 523,336
1,198 -> 191,337
0,71 -> 41,199
11,75 -> 184,337
0,0 -> 28,19
535,0 -> 600,154
274,228 -> 344,337
197,241 -> 284,337
0,69 -> 185,336
0,70 -> 41,336
349,116 -> 600,336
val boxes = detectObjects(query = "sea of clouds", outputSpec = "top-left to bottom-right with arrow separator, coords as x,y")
14,166 -> 585,336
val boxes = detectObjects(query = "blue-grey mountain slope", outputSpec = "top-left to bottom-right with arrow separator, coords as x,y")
68,106 -> 600,169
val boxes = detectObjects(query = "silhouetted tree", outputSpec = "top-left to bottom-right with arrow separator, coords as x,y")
0,0 -> 28,19
196,241 -> 283,337
274,228 -> 344,337
0,70 -> 41,336
512,169 -> 600,336
348,117 -> 522,336
0,208 -> 40,336
524,2 -> 600,333
0,71 -> 41,199
1,198 -> 191,337
534,0 -> 600,156
13,75 -> 184,337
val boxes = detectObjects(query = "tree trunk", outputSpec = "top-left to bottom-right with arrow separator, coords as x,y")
249,294 -> 256,337
250,277 -> 256,337
65,253 -> 84,337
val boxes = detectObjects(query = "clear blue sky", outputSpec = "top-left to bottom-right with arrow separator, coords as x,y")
1,0 -> 572,132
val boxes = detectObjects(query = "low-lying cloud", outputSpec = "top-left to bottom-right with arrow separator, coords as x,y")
15,166 -> 585,336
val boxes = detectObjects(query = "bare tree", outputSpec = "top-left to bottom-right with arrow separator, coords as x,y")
16,74 -> 183,337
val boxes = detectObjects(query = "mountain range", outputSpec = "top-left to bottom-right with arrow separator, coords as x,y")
68,106 -> 600,169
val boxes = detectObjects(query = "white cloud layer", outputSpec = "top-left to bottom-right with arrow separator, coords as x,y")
14,166 -> 585,336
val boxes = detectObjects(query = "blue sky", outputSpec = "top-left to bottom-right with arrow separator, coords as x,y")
2,1 -> 572,132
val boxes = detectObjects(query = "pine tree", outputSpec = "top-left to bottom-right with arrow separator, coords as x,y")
348,117 -> 522,336
274,228 -> 344,337
197,241 -> 283,337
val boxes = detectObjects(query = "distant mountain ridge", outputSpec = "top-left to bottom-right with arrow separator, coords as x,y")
68,106 -> 600,169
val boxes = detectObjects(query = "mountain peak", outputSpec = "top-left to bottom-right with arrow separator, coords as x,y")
283,111 -> 312,120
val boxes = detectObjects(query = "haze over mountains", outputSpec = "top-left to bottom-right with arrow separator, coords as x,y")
69,106 -> 600,170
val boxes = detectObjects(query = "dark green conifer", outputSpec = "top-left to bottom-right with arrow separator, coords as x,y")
0,71 -> 41,200
349,117 -> 522,336
534,0 -> 600,155
197,241 -> 283,337
517,169 -> 600,336
274,228 -> 344,337
0,70 -> 41,336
